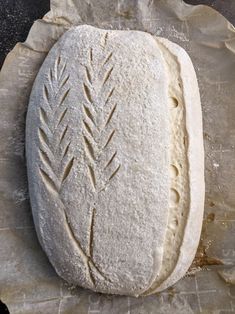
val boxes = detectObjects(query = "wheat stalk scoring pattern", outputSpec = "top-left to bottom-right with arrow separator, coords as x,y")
37,55 -> 114,286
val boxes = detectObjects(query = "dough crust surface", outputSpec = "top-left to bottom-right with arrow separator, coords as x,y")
26,25 -> 204,296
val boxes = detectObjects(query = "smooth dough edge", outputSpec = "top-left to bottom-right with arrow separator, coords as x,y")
151,37 -> 205,293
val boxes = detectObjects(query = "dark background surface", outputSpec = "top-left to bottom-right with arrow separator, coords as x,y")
0,0 -> 50,69
0,1 -> 235,69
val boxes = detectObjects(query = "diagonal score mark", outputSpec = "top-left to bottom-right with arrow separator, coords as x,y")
38,127 -> 50,146
57,108 -> 68,127
39,107 -> 48,125
105,87 -> 115,105
102,66 -> 114,86
89,208 -> 96,258
103,130 -> 116,149
85,66 -> 92,84
83,104 -> 96,125
59,125 -> 68,144
49,67 -> 53,83
43,85 -> 50,102
62,141 -> 71,158
83,83 -> 93,103
61,157 -> 74,184
58,88 -> 70,106
104,151 -> 117,170
60,75 -> 70,89
109,164 -> 121,181
83,135 -> 95,160
105,103 -> 117,127
101,32 -> 109,48
83,119 -> 93,136
58,61 -> 67,81
89,48 -> 93,63
88,165 -> 96,189
38,128 -> 54,158
39,149 -> 52,171
39,168 -> 58,194
102,51 -> 113,67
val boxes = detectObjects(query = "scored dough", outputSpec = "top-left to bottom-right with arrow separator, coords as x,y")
26,25 -> 204,296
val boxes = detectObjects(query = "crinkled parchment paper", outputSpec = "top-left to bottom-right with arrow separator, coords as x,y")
0,0 -> 235,313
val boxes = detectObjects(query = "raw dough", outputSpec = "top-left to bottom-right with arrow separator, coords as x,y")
26,25 -> 204,296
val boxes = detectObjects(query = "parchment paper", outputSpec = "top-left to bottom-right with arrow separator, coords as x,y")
0,0 -> 235,313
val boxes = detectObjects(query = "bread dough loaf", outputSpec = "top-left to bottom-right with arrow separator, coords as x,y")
26,25 -> 204,296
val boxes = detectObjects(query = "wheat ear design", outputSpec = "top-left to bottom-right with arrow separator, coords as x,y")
38,56 -> 74,192
38,56 -> 109,286
80,33 -> 121,285
82,45 -> 121,192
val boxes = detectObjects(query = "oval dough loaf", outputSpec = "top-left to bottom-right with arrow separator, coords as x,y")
26,25 -> 204,296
